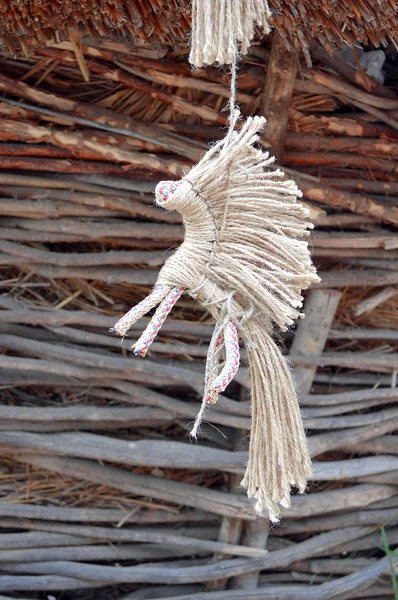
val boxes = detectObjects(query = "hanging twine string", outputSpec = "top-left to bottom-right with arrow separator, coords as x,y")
189,0 -> 271,68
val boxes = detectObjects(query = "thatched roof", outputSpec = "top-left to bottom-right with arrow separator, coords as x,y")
0,0 -> 397,56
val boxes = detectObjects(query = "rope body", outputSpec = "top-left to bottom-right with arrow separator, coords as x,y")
113,113 -> 319,521
154,113 -> 319,520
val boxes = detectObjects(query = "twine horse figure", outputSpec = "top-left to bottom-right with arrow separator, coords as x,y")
112,111 -> 319,522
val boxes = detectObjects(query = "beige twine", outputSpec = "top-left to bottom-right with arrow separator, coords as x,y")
190,0 -> 271,68
155,111 -> 320,521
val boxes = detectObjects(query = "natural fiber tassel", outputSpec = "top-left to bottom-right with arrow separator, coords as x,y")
190,0 -> 271,67
240,323 -> 312,521
112,111 -> 320,521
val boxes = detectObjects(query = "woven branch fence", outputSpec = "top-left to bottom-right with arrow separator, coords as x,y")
0,35 -> 397,599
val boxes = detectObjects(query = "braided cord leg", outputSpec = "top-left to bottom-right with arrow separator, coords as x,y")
190,323 -> 225,439
111,285 -> 170,337
133,286 -> 184,357
210,321 -> 240,398
204,326 -> 224,405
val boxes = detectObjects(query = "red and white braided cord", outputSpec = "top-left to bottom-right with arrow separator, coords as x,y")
111,285 -> 169,337
207,321 -> 240,402
191,320 -> 240,439
203,326 -> 224,404
133,286 -> 184,356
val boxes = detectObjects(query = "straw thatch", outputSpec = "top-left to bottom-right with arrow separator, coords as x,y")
0,0 -> 397,56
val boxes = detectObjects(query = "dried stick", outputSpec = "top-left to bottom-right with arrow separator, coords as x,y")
0,119 -> 186,177
2,432 -> 398,482
290,290 -> 341,395
352,286 -> 398,316
0,503 -> 208,524
0,525 -> 377,584
296,177 -> 398,226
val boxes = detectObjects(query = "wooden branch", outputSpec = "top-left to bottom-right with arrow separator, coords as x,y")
0,531 -> 95,549
0,217 -> 182,241
0,228 -> 163,243
68,29 -> 90,82
345,97 -> 398,133
0,199 -> 127,220
0,355 -> 174,390
62,56 -> 229,125
0,522 -> 377,583
262,34 -> 297,158
0,156 -> 165,176
11,454 -> 255,520
318,116 -> 398,140
0,186 -> 180,223
0,105 -> 168,154
0,73 -> 202,161
352,286 -> 398,317
2,432 -> 398,482
10,453 -> 398,523
315,371 -> 395,387
321,178 -> 398,195
308,417 -> 398,458
0,518 -> 267,559
0,240 -> 168,267
286,133 -> 398,157
115,61 -> 254,103
0,432 -> 244,471
295,177 -> 398,226
0,407 -> 173,430
316,269 -> 398,288
302,387 -> 398,407
0,574 -> 98,592
310,43 -> 397,98
303,69 -> 398,111
311,232 -> 397,249
0,306 -> 213,340
0,334 -> 204,388
354,436 -> 398,455
40,325 -> 210,359
293,350 -> 398,374
0,173 -> 151,197
314,247 -> 398,259
1,369 -> 250,430
37,45 -> 263,90
0,503 -> 209,524
0,334 -> 202,386
290,290 -> 341,395
311,404 -> 397,431
328,528 -> 398,555
120,585 -> 202,599
14,264 -> 159,285
336,257 -> 398,270
0,142 -> 99,160
274,507 -> 398,535
284,151 -> 398,174
0,119 -> 186,177
0,543 -> 207,565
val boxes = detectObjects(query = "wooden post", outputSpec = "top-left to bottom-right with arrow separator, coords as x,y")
204,388 -> 248,592
262,34 -> 297,159
291,289 -> 342,395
